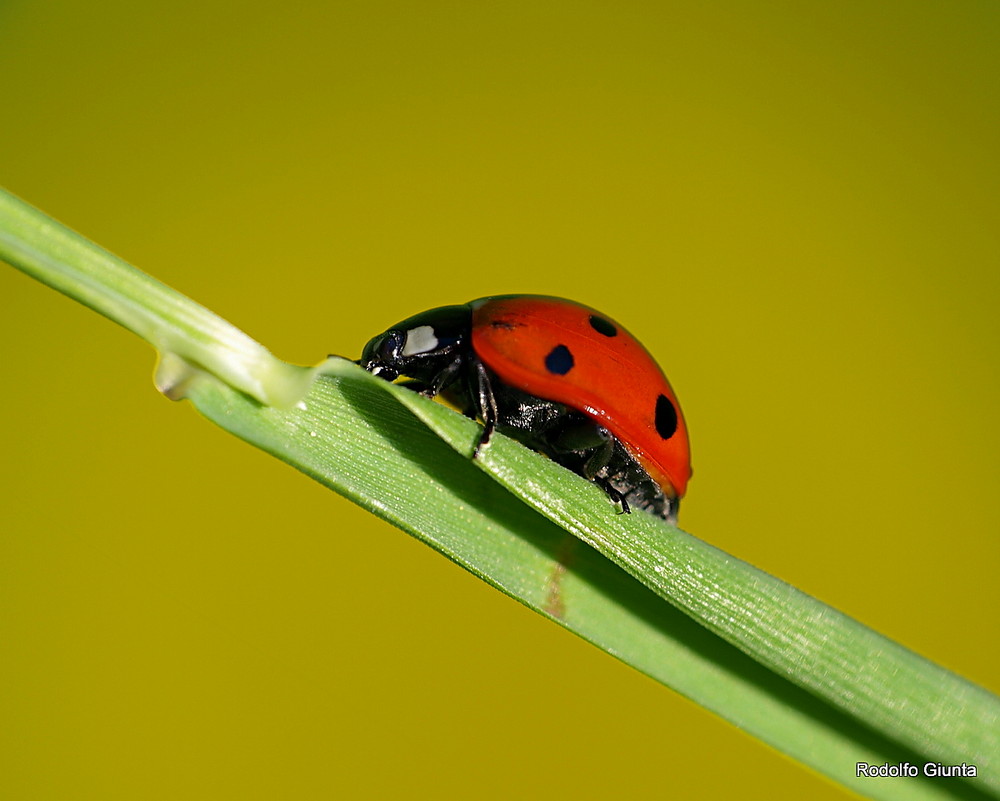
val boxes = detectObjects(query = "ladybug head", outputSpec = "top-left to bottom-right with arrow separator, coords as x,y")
358,304 -> 472,386
359,328 -> 406,380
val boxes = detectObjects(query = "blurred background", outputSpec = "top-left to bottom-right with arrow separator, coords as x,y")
1,2 -> 997,798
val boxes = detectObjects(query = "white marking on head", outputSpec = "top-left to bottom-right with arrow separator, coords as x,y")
401,325 -> 439,356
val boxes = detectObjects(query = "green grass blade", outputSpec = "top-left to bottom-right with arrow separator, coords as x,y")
2,184 -> 997,801
387,380 -> 1000,791
186,365 -> 993,801
0,188 -> 313,406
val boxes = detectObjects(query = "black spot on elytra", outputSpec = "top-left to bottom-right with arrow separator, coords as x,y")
491,318 -> 522,330
589,315 -> 617,337
545,344 -> 574,375
655,394 -> 678,439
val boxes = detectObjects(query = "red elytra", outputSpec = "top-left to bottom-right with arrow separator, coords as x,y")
469,296 -> 691,500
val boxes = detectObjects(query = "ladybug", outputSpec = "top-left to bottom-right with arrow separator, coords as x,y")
359,295 -> 691,523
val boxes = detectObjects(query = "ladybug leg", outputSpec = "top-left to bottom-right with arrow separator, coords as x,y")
551,421 -> 615,479
471,359 -> 499,457
594,478 -> 631,515
582,428 -> 614,481
425,355 -> 465,398
366,357 -> 462,398
551,422 -> 630,514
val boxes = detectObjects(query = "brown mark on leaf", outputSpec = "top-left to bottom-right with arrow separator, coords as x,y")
543,536 -> 578,619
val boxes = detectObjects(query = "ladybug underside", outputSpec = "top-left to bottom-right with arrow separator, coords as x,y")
448,372 -> 677,522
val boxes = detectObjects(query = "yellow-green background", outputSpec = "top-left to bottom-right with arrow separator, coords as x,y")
1,2 -> 997,798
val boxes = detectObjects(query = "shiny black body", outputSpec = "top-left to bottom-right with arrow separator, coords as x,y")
359,304 -> 676,522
